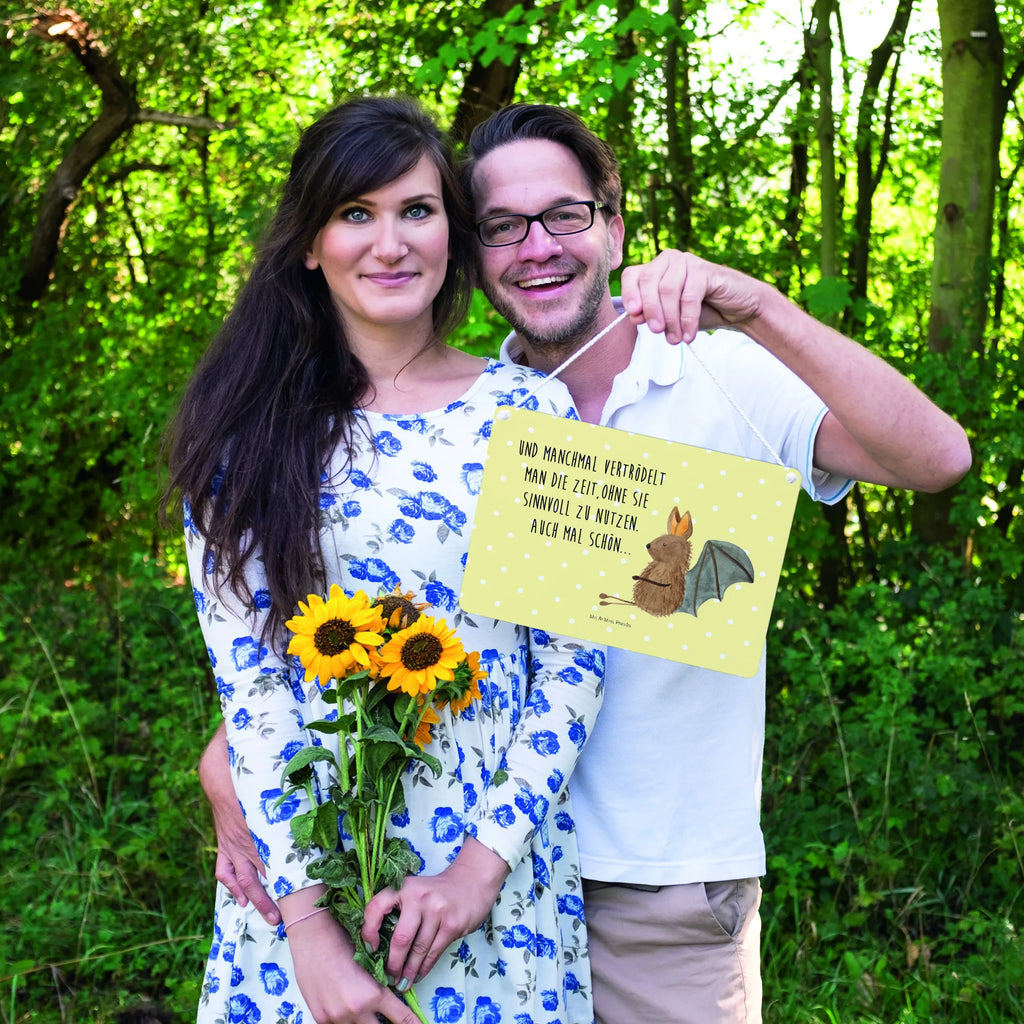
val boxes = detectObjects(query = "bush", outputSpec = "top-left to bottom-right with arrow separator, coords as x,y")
0,554 -> 216,1022
761,533 -> 1024,1022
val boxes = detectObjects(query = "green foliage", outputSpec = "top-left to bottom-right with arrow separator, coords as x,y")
803,276 -> 855,322
0,557 -> 215,1021
762,540 -> 1024,1022
2,0 -> 1022,1020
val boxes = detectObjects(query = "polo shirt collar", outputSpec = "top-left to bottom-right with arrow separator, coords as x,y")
498,297 -> 690,392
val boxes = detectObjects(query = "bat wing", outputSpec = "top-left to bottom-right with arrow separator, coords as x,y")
678,539 -> 755,616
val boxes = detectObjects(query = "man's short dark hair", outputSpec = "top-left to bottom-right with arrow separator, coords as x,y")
464,104 -> 622,216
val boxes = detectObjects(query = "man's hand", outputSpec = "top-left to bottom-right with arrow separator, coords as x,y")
622,249 -> 971,492
620,249 -> 761,344
361,836 -> 510,991
199,723 -> 282,925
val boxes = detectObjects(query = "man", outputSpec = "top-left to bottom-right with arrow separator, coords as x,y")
459,104 -> 969,1023
201,104 -> 970,1023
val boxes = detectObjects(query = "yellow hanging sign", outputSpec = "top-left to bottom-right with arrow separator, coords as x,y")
461,407 -> 802,677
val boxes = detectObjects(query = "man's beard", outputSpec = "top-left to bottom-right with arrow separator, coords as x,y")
482,263 -> 610,360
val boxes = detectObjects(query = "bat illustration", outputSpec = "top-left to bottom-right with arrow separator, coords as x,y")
598,506 -> 754,617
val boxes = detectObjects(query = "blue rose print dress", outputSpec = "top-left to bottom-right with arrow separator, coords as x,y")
189,360 -> 605,1024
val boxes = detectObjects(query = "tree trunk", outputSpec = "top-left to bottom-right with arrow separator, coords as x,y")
848,0 -> 914,306
664,0 -> 693,248
805,0 -> 850,605
807,0 -> 838,283
17,9 -> 230,303
18,11 -> 139,301
913,0 -> 1004,545
782,63 -> 811,300
608,0 -> 637,146
449,0 -> 533,145
928,1 -> 1003,354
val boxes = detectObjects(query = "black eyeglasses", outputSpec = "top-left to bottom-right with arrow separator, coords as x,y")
475,200 -> 607,247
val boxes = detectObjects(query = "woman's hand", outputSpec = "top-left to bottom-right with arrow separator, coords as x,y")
285,906 -> 422,1024
199,724 -> 282,925
361,836 -> 511,991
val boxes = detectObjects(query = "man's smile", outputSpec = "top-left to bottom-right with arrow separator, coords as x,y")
515,274 -> 573,290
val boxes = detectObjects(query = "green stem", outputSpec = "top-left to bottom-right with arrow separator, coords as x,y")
351,686 -> 375,903
371,697 -> 431,872
402,984 -> 430,1024
336,720 -> 351,793
370,767 -> 406,885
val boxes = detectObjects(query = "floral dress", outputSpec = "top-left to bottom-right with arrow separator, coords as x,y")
189,360 -> 605,1024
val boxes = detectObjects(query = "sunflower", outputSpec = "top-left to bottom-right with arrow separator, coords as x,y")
377,616 -> 465,696
373,585 -> 428,630
286,585 -> 386,684
410,703 -> 442,750
447,650 -> 486,715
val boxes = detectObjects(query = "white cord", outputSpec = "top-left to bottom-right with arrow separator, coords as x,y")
508,313 -> 790,472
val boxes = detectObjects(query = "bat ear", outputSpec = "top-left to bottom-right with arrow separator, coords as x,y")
673,510 -> 693,538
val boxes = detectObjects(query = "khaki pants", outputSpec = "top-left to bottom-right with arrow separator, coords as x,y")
582,878 -> 762,1024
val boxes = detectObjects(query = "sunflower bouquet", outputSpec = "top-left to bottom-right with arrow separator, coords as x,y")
278,583 -> 485,1020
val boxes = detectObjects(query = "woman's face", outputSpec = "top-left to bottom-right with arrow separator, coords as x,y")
305,154 -> 450,339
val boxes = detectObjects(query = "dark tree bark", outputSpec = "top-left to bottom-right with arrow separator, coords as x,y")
664,0 -> 693,248
17,9 -> 229,303
607,0 -> 637,151
19,10 -> 138,301
449,0 -> 533,145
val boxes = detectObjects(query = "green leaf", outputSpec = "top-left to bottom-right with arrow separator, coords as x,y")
302,716 -> 350,734
365,684 -> 401,715
379,837 -> 422,891
411,748 -> 443,777
309,849 -> 362,890
289,809 -> 317,848
363,722 -> 406,745
337,903 -> 370,950
353,940 -> 388,984
364,740 -> 409,786
311,800 -> 341,850
281,745 -> 337,786
801,277 -> 853,320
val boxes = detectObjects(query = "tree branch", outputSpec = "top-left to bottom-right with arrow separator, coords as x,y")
19,9 -> 137,300
137,109 -> 231,131
18,8 -> 231,302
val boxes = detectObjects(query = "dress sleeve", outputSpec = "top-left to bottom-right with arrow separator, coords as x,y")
467,631 -> 606,872
462,368 -> 607,870
185,504 -> 324,898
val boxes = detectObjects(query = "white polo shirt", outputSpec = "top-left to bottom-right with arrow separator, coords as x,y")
500,311 -> 852,885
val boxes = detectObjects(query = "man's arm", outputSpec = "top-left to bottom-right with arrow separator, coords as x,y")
198,722 -> 282,925
620,251 -> 971,492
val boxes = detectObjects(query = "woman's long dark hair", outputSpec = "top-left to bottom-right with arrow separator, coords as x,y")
162,96 -> 475,643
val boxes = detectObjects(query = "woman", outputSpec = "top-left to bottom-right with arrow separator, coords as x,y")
164,97 -> 605,1024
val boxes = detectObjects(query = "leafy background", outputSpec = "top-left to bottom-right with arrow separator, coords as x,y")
1,1 -> 1022,1021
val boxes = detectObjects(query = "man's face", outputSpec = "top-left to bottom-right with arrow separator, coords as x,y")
471,139 -> 624,353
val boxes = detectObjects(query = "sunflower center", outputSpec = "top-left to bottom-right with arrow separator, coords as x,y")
400,634 -> 444,671
314,618 -> 357,655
